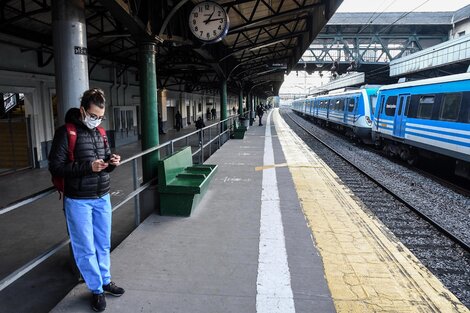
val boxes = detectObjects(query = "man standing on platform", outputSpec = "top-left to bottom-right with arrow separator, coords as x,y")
211,106 -> 216,120
256,104 -> 264,126
49,88 -> 124,312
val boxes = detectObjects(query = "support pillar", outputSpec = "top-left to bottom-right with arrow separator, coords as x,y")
248,93 -> 253,126
139,42 -> 159,183
220,79 -> 228,129
52,0 -> 89,125
238,89 -> 243,116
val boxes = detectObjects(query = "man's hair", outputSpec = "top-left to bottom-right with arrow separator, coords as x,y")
80,88 -> 105,109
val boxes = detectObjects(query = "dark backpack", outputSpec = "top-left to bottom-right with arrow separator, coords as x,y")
51,123 -> 108,195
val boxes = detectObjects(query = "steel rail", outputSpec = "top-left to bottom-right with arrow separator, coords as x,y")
285,111 -> 470,254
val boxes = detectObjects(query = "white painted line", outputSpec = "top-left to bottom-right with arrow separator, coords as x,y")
256,110 -> 296,313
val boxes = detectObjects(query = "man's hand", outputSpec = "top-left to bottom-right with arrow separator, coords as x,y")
92,159 -> 109,172
109,154 -> 121,166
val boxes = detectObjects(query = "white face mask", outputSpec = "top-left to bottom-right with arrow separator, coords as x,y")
83,113 -> 102,129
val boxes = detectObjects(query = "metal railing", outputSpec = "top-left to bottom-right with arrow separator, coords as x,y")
0,114 -> 242,292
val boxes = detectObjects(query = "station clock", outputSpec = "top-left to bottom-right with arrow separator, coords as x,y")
189,1 -> 229,43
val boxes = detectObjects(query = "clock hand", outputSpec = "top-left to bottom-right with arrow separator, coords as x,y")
204,6 -> 216,24
205,18 -> 224,23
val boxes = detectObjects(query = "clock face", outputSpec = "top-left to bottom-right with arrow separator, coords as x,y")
189,1 -> 229,43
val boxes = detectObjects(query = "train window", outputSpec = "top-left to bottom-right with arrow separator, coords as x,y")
370,95 -> 377,114
338,99 -> 345,111
397,97 -> 404,115
385,96 -> 397,116
439,93 -> 461,122
417,95 -> 435,119
378,96 -> 385,115
348,98 -> 355,112
405,97 -> 411,116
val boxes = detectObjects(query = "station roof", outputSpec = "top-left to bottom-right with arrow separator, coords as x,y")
326,12 -> 454,26
0,0 -> 343,97
452,4 -> 470,24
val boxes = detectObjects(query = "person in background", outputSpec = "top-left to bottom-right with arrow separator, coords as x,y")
211,107 -> 216,120
256,104 -> 264,126
48,88 -> 124,312
195,116 -> 205,130
195,116 -> 205,144
158,113 -> 166,135
175,110 -> 182,131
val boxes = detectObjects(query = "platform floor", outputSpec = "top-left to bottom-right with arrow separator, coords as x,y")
51,109 -> 468,313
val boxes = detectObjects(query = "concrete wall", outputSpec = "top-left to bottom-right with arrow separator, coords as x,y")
451,20 -> 470,39
0,32 -> 239,168
0,35 -> 140,167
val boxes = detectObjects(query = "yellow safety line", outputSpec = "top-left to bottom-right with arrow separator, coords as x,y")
254,163 -> 324,171
273,109 -> 469,313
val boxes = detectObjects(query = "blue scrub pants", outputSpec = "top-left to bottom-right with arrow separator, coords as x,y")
64,194 -> 112,294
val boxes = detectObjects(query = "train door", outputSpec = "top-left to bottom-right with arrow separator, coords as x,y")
344,97 -> 355,125
326,100 -> 330,119
393,94 -> 409,138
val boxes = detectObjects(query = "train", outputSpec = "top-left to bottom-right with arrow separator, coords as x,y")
291,72 -> 470,178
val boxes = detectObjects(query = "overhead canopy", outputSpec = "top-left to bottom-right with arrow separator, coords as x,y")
0,0 -> 342,96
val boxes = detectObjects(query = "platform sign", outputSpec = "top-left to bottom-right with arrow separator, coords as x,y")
0,93 -> 17,115
74,46 -> 87,55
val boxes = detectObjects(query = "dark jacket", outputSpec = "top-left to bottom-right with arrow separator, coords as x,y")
195,118 -> 205,129
49,108 -> 115,199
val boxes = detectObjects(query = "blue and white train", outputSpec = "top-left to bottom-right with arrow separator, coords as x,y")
373,73 -> 470,177
291,73 -> 470,178
292,86 -> 380,143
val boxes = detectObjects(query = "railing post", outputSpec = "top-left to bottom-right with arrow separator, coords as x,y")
132,159 -> 140,227
200,130 -> 204,164
218,120 -> 221,149
209,126 -> 212,155
170,140 -> 174,154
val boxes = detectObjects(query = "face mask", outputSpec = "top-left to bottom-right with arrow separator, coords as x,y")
83,113 -> 102,129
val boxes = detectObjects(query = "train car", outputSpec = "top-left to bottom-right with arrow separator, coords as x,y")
373,73 -> 470,178
312,87 -> 379,143
291,98 -> 307,114
291,87 -> 379,142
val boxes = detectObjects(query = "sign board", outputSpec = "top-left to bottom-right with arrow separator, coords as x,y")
1,93 -> 18,115
74,46 -> 87,55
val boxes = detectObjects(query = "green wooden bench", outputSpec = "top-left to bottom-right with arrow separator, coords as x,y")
157,146 -> 218,216
231,118 -> 247,139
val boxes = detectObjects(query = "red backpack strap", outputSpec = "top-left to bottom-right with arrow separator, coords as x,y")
96,126 -> 108,148
65,123 -> 77,161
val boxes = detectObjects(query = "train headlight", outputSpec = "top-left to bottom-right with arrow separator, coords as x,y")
365,116 -> 372,125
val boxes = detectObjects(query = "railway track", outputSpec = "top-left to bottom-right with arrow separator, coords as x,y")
284,110 -> 470,254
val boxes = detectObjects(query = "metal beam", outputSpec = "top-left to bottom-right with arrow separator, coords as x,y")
98,0 -> 153,41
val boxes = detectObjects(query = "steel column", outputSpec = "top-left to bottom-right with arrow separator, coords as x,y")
52,0 -> 89,125
220,79 -> 228,130
247,93 -> 253,125
239,89 -> 243,115
139,42 -> 160,183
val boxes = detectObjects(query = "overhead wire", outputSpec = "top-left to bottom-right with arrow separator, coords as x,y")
378,0 -> 431,34
357,0 -> 398,35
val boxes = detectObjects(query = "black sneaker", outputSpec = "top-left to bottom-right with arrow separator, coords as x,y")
91,293 -> 106,312
103,281 -> 125,297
